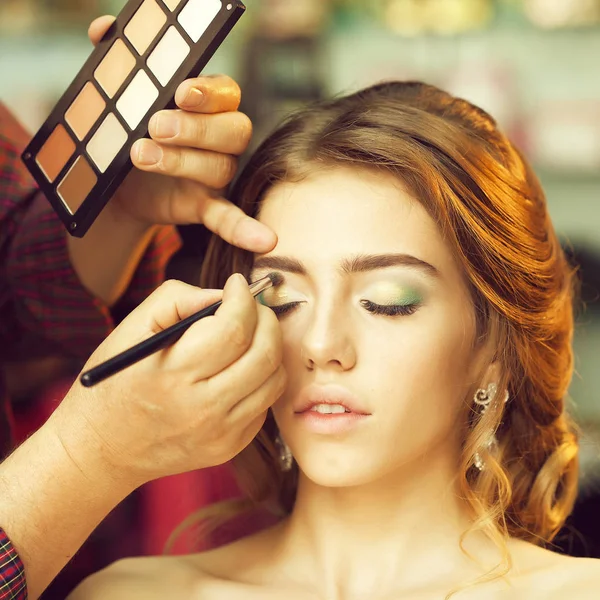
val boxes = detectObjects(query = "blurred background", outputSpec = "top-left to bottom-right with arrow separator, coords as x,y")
1,0 -> 600,594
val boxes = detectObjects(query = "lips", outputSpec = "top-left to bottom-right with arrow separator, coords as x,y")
293,384 -> 371,416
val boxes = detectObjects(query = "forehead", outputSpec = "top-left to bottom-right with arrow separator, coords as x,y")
258,167 -> 458,278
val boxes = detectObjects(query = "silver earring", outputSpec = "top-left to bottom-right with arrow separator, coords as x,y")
473,383 -> 509,415
472,383 -> 509,472
275,434 -> 293,472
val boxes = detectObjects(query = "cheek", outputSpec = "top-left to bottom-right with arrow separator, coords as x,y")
357,308 -> 476,426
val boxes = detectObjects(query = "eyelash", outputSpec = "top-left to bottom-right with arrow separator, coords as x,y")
268,303 -> 301,317
359,299 -> 420,317
266,300 -> 420,318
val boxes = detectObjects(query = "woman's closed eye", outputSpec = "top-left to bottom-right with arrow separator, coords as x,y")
264,301 -> 303,317
360,283 -> 423,317
256,286 -> 303,317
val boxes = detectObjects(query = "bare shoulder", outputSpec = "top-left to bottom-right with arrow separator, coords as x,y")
68,526 -> 285,600
509,540 -> 600,599
67,555 -> 199,600
548,554 -> 600,599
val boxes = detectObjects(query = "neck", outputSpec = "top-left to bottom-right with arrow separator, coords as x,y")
278,448 -> 502,599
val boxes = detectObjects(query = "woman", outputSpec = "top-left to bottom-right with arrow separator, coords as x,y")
70,81 -> 600,599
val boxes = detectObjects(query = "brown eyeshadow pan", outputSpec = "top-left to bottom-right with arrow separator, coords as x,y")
65,82 -> 106,141
35,124 -> 76,183
94,39 -> 136,98
57,157 -> 97,214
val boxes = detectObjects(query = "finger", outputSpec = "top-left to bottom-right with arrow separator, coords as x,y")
118,280 -> 222,339
196,304 -> 283,405
199,195 -> 278,253
174,75 -> 242,114
131,140 -> 237,189
230,411 -> 268,456
228,364 -> 287,423
145,281 -> 224,335
168,274 -> 258,380
148,110 -> 252,156
86,281 -> 222,366
88,15 -> 116,46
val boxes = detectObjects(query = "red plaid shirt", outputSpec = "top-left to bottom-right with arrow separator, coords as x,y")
0,103 -> 181,599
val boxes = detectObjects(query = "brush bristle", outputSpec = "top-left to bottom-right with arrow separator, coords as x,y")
267,272 -> 284,287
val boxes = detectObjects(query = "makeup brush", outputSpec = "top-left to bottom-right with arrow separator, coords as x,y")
80,273 -> 282,387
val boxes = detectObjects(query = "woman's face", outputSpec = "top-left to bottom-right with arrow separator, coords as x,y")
250,166 -> 487,487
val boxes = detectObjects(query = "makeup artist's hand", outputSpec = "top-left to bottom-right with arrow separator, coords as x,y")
88,16 -> 275,254
51,274 -> 285,485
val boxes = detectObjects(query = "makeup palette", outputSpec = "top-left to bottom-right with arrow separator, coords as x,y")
22,0 -> 245,237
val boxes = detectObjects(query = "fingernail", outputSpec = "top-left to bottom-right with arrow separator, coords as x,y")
181,87 -> 205,108
134,140 -> 163,166
151,112 -> 179,139
226,273 -> 247,290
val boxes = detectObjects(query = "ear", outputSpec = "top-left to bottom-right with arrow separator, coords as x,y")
466,336 -> 498,389
477,361 -> 503,390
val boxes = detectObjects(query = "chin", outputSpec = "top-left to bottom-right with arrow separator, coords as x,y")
299,466 -> 371,489
295,449 -> 383,489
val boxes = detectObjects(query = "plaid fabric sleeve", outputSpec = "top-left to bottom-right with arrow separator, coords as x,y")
0,102 -> 181,364
0,528 -> 26,600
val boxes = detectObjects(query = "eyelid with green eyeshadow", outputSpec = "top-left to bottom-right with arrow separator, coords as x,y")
360,282 -> 424,307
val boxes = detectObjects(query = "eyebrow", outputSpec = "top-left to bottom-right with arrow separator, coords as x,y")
253,253 -> 440,278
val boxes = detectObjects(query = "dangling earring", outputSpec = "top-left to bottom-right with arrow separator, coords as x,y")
472,383 -> 509,472
275,433 -> 293,472
473,383 -> 509,415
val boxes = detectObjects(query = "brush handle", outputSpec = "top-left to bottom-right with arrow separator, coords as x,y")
79,275 -> 275,388
80,300 -> 222,387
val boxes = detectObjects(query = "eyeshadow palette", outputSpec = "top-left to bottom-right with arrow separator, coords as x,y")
22,0 -> 246,237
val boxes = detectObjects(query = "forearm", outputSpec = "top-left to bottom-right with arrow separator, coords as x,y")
0,398 -> 136,599
67,202 -> 159,307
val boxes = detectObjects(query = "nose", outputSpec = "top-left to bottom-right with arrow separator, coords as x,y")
300,297 -> 357,372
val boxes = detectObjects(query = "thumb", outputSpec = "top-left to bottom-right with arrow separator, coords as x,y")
88,15 -> 116,46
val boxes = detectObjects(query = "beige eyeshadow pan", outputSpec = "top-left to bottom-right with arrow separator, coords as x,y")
57,157 -> 97,214
94,39 -> 136,98
35,124 -> 76,183
147,26 -> 190,86
65,82 -> 106,141
116,70 -> 159,129
86,114 -> 128,173
124,0 -> 167,55
178,0 -> 222,42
